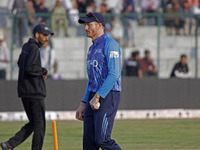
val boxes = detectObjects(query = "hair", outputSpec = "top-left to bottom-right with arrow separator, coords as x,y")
33,32 -> 39,38
33,33 -> 36,38
144,49 -> 150,54
131,51 -> 139,58
181,54 -> 187,59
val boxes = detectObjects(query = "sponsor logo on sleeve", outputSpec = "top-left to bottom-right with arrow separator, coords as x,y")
109,51 -> 119,58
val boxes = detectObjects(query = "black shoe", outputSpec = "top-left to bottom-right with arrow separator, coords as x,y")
0,142 -> 13,150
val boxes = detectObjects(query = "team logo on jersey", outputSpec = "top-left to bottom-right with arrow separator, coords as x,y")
87,60 -> 98,67
91,60 -> 98,67
109,51 -> 119,58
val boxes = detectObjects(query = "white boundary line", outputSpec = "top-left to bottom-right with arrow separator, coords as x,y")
0,109 -> 200,121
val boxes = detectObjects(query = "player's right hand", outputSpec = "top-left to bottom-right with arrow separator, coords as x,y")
43,70 -> 48,79
89,95 -> 100,110
75,102 -> 86,121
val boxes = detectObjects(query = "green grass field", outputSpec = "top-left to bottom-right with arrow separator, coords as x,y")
0,119 -> 200,150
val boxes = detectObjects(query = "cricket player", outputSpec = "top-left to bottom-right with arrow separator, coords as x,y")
76,12 -> 122,150
0,24 -> 53,150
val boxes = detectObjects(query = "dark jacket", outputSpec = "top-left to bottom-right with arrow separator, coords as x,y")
125,59 -> 141,76
170,62 -> 189,77
17,38 -> 47,99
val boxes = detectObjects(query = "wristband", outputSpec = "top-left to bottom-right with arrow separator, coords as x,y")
95,93 -> 100,99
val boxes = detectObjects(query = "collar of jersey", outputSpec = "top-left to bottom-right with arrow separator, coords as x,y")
94,33 -> 106,44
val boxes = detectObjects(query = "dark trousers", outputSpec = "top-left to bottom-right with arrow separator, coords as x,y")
7,98 -> 46,150
0,69 -> 6,79
83,91 -> 122,150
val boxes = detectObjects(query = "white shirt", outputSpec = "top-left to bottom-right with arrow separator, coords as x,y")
0,45 -> 10,70
174,70 -> 192,79
39,45 -> 55,76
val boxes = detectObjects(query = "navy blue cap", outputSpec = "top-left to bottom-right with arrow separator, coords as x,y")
78,12 -> 105,27
33,24 -> 54,35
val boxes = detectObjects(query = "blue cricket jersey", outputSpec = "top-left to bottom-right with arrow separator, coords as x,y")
82,34 -> 122,102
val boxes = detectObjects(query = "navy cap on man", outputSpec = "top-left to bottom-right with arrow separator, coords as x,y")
33,24 -> 54,35
78,12 -> 105,27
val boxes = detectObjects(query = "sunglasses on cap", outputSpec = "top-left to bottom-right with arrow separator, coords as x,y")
86,12 -> 101,24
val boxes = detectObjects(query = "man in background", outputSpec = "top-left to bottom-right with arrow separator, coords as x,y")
122,0 -> 137,47
140,49 -> 157,77
0,38 -> 9,80
51,0 -> 69,36
8,0 -> 28,47
170,54 -> 192,78
40,41 -> 56,78
125,51 -> 143,78
0,24 -> 53,150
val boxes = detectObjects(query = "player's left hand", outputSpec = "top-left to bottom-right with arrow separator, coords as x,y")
43,71 -> 48,80
89,96 -> 100,110
76,102 -> 86,121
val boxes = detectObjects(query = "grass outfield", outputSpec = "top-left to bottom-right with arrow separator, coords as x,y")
0,119 -> 200,150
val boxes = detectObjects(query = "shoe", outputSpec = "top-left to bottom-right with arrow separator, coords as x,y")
0,142 -> 13,150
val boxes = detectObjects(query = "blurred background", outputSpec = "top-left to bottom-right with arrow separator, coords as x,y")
1,0 -> 200,121
1,2 -> 200,149
0,0 -> 200,80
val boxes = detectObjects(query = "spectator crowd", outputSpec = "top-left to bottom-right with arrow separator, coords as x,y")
0,0 -> 198,80
124,49 -> 158,78
0,0 -> 199,44
124,49 -> 192,79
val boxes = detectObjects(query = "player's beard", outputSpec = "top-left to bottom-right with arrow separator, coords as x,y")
38,37 -> 48,46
